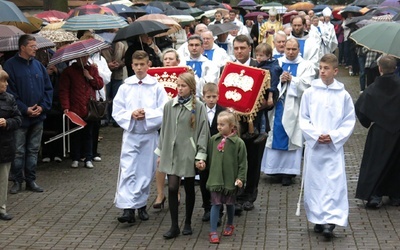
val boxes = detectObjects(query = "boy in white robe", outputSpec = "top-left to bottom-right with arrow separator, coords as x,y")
112,50 -> 169,223
299,54 -> 355,239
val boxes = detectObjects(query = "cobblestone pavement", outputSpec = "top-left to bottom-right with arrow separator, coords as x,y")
1,66 -> 399,250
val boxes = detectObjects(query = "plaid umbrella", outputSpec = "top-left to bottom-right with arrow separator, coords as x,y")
49,38 -> 110,66
0,24 -> 25,38
62,14 -> 128,31
67,4 -> 118,19
0,34 -> 55,52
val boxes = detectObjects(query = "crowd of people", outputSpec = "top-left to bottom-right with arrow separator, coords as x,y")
1,5 -> 400,246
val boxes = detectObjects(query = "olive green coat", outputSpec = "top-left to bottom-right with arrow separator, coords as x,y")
155,97 -> 209,177
206,133 -> 248,195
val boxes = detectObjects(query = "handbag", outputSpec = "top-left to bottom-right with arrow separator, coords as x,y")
85,91 -> 108,122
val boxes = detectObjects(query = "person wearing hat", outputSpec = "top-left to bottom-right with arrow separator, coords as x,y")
319,7 -> 338,57
259,7 -> 283,49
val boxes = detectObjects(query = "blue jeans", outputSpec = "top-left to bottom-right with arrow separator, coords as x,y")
11,122 -> 43,183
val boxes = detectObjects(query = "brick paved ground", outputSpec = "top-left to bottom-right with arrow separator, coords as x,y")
1,66 -> 399,249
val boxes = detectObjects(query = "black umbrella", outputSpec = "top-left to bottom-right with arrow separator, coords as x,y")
107,4 -> 146,18
164,9 -> 188,16
353,0 -> 385,7
208,22 -> 239,36
169,1 -> 191,10
113,20 -> 170,42
148,1 -> 175,12
183,7 -> 205,17
195,0 -> 221,7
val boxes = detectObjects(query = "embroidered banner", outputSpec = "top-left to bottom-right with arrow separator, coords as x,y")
218,62 -> 270,121
148,66 -> 189,98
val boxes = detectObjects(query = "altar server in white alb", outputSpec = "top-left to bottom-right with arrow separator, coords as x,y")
299,54 -> 355,239
112,50 -> 169,224
261,38 -> 315,186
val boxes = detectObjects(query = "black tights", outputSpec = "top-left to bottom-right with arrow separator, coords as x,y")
167,175 -> 195,229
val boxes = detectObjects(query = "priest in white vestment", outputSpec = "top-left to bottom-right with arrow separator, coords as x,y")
319,8 -> 338,58
299,54 -> 355,238
261,38 -> 315,186
112,51 -> 169,223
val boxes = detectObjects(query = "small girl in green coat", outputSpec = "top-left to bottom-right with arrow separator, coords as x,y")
206,110 -> 248,244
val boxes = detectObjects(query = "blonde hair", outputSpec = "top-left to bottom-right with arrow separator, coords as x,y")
178,72 -> 197,129
202,82 -> 218,95
0,70 -> 9,82
218,110 -> 240,134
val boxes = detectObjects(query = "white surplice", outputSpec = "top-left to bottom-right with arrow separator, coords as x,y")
299,78 -> 355,226
112,75 -> 169,209
261,55 -> 315,175
319,22 -> 338,57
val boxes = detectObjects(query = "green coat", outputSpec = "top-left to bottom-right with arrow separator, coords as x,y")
156,97 -> 209,177
206,133 -> 248,195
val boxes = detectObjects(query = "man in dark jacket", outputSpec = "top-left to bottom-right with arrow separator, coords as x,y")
0,69 -> 22,220
4,35 -> 53,194
355,55 -> 400,208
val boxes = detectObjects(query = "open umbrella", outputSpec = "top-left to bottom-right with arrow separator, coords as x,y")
113,20 -> 170,42
97,0 -> 133,6
0,0 -> 29,23
41,21 -> 65,30
38,30 -> 78,43
148,1 -> 174,12
106,4 -> 146,18
62,14 -> 128,31
380,0 -> 400,7
49,38 -> 110,66
144,5 -> 164,14
238,0 -> 257,7
195,0 -> 220,7
244,11 -> 269,21
0,33 -> 55,52
169,1 -> 191,10
183,7 -> 205,18
282,10 -> 298,24
0,24 -> 25,38
353,0 -> 385,7
340,5 -> 363,18
67,4 -> 118,19
313,5 -> 331,13
36,10 -> 69,22
137,14 -> 182,35
332,6 -> 345,19
350,22 -> 400,58
287,2 -> 315,11
208,23 -> 239,36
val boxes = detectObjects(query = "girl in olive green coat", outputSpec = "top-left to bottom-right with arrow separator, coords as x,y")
156,72 -> 209,239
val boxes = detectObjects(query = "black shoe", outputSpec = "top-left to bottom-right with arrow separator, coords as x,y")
202,210 -> 210,222
366,195 -> 383,208
10,182 -> 21,194
243,201 -> 254,211
163,227 -> 180,239
0,213 -> 13,221
314,224 -> 323,233
26,181 -> 44,192
138,207 -> 149,221
389,197 -> 400,206
182,224 -> 193,235
118,209 -> 135,223
234,203 -> 243,216
282,177 -> 292,186
322,224 -> 335,239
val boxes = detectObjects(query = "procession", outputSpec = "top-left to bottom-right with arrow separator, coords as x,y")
0,0 -> 400,249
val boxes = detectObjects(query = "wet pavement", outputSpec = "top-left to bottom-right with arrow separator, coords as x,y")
1,66 -> 399,249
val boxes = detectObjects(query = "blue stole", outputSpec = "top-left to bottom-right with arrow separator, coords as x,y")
217,42 -> 228,51
203,49 -> 215,60
297,39 -> 306,58
271,62 -> 299,150
186,60 -> 203,78
273,54 -> 284,59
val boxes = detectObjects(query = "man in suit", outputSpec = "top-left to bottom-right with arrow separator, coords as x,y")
231,35 -> 264,214
250,15 -> 265,53
200,82 -> 225,221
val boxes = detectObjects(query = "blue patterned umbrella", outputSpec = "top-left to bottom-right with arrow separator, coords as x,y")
62,14 -> 128,31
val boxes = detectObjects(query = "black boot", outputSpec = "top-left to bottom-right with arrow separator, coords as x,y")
10,182 -> 21,194
322,224 -> 336,239
163,227 -> 180,239
26,181 -> 44,192
182,223 -> 193,235
117,209 -> 135,223
138,206 -> 149,221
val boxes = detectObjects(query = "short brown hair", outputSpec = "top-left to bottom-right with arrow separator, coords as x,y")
255,43 -> 272,58
203,82 -> 219,95
378,55 -> 397,74
233,34 -> 251,47
320,54 -> 338,69
132,50 -> 149,61
18,34 -> 36,50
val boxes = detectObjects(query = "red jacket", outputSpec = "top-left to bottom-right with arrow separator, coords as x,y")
59,63 -> 104,118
